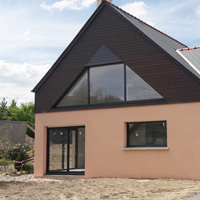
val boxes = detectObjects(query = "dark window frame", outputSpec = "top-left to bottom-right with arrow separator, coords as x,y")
46,126 -> 85,175
126,121 -> 167,148
54,62 -> 164,108
89,63 -> 125,104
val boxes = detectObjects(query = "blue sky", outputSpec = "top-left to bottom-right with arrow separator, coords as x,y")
0,0 -> 200,105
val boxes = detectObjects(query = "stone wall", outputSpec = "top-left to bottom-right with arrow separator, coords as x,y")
0,120 -> 27,144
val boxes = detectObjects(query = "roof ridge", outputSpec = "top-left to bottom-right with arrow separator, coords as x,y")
107,1 -> 188,48
178,46 -> 200,51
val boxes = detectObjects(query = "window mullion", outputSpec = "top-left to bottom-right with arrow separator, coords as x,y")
88,68 -> 90,105
124,64 -> 127,102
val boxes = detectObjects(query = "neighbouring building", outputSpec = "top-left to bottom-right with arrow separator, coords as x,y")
32,0 -> 200,179
0,120 -> 27,144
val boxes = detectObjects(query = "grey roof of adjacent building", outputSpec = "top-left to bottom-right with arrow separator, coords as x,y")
177,47 -> 200,74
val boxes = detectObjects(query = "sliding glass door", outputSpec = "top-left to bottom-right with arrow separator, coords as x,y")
47,126 -> 85,175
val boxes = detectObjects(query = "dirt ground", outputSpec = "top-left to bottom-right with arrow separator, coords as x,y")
1,175 -> 200,200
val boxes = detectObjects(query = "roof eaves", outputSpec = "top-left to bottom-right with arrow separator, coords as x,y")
178,46 -> 200,51
176,49 -> 200,75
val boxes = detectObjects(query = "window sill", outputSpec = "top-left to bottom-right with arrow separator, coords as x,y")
122,147 -> 169,151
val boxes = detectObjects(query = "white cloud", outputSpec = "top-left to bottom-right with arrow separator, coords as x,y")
24,30 -> 30,41
120,0 -> 200,47
0,60 -> 50,104
121,1 -> 155,26
121,1 -> 147,19
0,5 -> 83,65
146,0 -> 200,46
41,0 -> 96,11
24,30 -> 30,37
196,7 -> 200,17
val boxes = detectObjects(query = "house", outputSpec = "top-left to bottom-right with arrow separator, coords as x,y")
32,0 -> 200,179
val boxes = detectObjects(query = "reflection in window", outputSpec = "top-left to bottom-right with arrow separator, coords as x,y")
48,127 -> 85,173
49,129 -> 69,171
57,72 -> 88,107
56,63 -> 163,107
127,121 -> 167,147
126,66 -> 162,101
90,64 -> 124,104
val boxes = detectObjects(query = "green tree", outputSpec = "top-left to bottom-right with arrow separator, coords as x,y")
0,99 -> 35,138
0,98 -> 8,120
6,99 -> 17,120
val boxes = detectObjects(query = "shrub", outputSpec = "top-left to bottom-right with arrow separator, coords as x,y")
27,149 -> 34,158
16,150 -> 28,161
23,162 -> 34,173
8,144 -> 31,160
0,138 -> 12,159
14,150 -> 28,171
0,149 -> 7,159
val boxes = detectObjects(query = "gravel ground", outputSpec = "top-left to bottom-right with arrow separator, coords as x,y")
1,175 -> 200,199
183,193 -> 200,200
0,174 -> 34,182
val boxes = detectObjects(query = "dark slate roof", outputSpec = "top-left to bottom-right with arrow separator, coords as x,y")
177,46 -> 200,73
32,1 -> 200,92
109,3 -> 200,79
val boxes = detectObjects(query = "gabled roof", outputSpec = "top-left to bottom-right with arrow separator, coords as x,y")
32,0 -> 199,93
109,2 -> 200,79
177,46 -> 200,74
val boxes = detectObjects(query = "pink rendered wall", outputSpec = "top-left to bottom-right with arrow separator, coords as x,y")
34,102 -> 200,180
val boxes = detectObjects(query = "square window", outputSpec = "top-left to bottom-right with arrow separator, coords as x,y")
127,121 -> 167,147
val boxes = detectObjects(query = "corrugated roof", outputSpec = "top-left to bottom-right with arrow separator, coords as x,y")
177,47 -> 200,74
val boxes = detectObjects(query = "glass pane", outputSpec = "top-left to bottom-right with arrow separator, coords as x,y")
69,129 -> 76,169
126,66 -> 163,101
57,72 -> 88,107
49,129 -> 68,171
77,127 -> 85,169
128,121 -> 167,147
90,64 -> 124,104
69,128 -> 85,172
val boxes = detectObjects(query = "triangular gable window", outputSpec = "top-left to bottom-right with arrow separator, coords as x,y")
126,66 -> 162,101
86,45 -> 121,67
56,64 -> 163,107
57,71 -> 88,107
